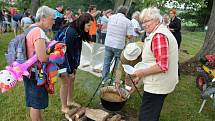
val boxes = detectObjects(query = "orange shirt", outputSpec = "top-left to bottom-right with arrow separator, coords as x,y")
89,19 -> 97,36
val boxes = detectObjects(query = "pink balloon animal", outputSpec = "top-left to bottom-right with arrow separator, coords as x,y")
0,41 -> 58,93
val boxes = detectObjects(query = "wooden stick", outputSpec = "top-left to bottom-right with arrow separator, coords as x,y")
75,109 -> 86,119
67,107 -> 80,120
65,108 -> 80,121
65,114 -> 72,121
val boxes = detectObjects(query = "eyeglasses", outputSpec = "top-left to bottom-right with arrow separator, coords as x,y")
142,19 -> 153,24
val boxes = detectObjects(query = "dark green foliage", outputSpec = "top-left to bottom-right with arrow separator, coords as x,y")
195,0 -> 213,26
179,0 -> 212,28
41,0 -> 114,13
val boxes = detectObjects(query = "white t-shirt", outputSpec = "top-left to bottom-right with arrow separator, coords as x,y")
131,18 -> 141,37
21,17 -> 33,29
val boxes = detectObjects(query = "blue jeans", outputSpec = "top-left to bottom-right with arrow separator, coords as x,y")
101,33 -> 106,44
102,46 -> 122,81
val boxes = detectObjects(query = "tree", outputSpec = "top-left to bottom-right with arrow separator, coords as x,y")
114,0 -> 133,11
195,0 -> 212,27
16,0 -> 30,11
170,0 -> 214,60
30,0 -> 40,16
196,0 -> 215,59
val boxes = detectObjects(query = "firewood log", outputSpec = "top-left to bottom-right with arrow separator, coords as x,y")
75,116 -> 87,121
85,108 -> 109,121
75,109 -> 86,119
66,107 -> 80,120
109,114 -> 122,121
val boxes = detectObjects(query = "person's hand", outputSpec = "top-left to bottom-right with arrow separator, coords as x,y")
126,74 -> 136,80
115,80 -> 121,90
133,69 -> 145,78
132,77 -> 141,85
114,80 -> 122,97
130,69 -> 144,84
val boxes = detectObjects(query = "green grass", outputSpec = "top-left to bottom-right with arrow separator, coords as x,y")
0,32 -> 214,121
179,32 -> 206,63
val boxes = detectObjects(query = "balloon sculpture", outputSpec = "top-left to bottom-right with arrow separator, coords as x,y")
43,42 -> 66,94
0,40 -> 66,93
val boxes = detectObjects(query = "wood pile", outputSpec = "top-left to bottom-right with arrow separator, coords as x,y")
65,108 -> 123,121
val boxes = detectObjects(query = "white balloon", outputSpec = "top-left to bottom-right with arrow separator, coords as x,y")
0,70 -> 16,93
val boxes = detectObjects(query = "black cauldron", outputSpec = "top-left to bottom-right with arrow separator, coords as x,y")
99,86 -> 130,111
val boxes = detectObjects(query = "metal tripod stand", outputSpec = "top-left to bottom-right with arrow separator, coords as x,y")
87,56 -> 119,107
87,56 -> 142,107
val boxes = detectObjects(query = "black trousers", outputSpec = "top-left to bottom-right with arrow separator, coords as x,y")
139,91 -> 167,121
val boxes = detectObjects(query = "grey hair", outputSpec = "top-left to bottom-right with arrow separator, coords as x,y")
163,14 -> 169,19
35,6 -> 55,22
132,11 -> 140,18
140,7 -> 161,22
116,5 -> 128,15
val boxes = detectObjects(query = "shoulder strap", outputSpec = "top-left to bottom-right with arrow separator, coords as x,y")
24,25 -> 38,35
63,26 -> 70,43
24,25 -> 38,60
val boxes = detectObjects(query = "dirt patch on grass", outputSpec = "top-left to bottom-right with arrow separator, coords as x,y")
180,60 -> 200,76
179,49 -> 201,76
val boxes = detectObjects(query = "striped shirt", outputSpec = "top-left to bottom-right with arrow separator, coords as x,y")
105,13 -> 133,49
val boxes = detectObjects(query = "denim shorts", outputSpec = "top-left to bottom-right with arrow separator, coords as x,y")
23,74 -> 48,109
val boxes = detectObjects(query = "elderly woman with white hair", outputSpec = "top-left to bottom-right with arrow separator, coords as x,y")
131,11 -> 142,38
23,6 -> 55,121
131,7 -> 178,121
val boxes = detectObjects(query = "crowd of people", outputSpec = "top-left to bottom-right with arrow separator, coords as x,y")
0,6 -> 34,36
1,3 -> 182,121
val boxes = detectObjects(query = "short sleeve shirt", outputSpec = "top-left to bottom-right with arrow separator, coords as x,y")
21,17 -> 33,25
131,18 -> 141,37
26,25 -> 50,58
105,13 -> 133,49
101,16 -> 109,33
